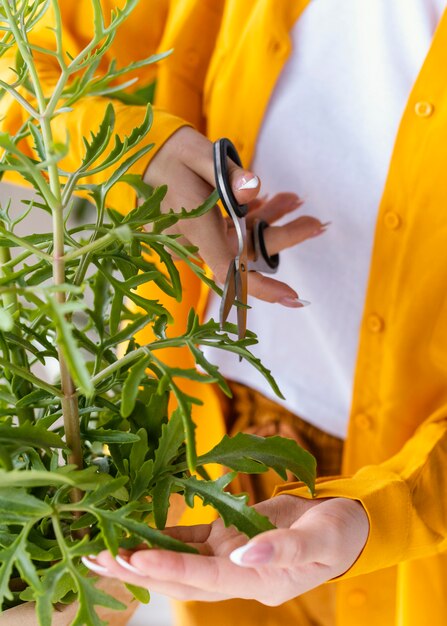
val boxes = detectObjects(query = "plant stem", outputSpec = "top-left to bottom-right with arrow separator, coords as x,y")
1,0 -> 83,479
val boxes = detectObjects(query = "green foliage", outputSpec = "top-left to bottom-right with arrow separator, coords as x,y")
0,1 -> 316,624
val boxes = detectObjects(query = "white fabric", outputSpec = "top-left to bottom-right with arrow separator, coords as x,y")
203,0 -> 446,438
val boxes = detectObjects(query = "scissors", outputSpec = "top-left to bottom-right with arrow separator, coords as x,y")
213,137 -> 280,341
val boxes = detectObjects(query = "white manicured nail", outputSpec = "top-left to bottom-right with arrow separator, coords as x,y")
230,544 -> 251,565
116,555 -> 146,577
230,542 -> 274,566
238,176 -> 259,190
81,556 -> 109,575
279,297 -> 311,308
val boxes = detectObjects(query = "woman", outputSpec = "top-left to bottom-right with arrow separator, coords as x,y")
4,1 -> 447,625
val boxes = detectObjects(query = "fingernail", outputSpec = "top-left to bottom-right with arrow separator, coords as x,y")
279,297 -> 311,308
311,221 -> 331,237
230,542 -> 274,566
81,556 -> 109,575
116,555 -> 146,577
238,175 -> 259,190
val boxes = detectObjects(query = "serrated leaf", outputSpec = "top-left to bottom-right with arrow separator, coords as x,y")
122,185 -> 166,226
177,474 -> 275,538
0,526 -> 41,608
71,568 -> 126,626
27,122 -> 45,161
130,458 -> 154,500
198,433 -> 316,494
152,476 -> 173,529
81,102 -> 115,169
151,408 -> 184,478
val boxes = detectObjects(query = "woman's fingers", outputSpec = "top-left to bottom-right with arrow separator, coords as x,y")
161,523 -> 213,544
173,127 -> 261,205
246,193 -> 303,227
262,215 -> 329,257
248,272 -> 304,306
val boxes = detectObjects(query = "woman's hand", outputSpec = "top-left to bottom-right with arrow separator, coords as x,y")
86,495 -> 369,606
146,127 -> 327,307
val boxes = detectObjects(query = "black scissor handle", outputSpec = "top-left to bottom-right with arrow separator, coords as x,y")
255,220 -> 280,271
213,138 -> 248,219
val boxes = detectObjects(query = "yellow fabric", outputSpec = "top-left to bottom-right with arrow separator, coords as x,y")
3,1 -> 447,624
154,3 -> 447,624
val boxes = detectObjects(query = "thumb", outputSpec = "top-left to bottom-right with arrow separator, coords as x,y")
181,129 -> 261,204
226,158 -> 261,205
229,499 -> 368,572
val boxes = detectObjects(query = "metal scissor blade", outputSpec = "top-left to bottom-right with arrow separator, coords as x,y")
219,259 -> 237,330
235,257 -> 248,341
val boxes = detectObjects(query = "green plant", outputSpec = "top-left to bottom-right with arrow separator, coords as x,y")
0,1 -> 316,624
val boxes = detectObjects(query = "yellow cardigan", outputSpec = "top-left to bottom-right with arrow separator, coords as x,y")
2,2 -> 447,625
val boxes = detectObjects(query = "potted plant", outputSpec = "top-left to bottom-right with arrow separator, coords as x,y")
0,1 -> 316,624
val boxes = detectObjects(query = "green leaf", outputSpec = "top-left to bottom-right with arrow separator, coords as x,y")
198,433 -> 316,494
71,567 -> 126,626
97,508 -> 197,553
119,174 -> 153,200
120,353 -> 152,418
80,102 -> 115,170
27,122 -> 46,161
0,307 -> 13,331
0,525 -> 42,608
125,583 -> 150,604
46,296 -> 94,397
0,488 -> 52,520
129,428 -> 148,476
130,458 -> 154,500
15,388 -> 55,408
151,408 -> 184,478
83,429 -> 141,444
109,289 -> 123,335
81,476 -> 129,507
152,476 -> 173,530
0,469 -> 74,489
122,185 -> 166,226
0,423 -> 65,449
177,474 -> 275,538
35,563 -> 69,625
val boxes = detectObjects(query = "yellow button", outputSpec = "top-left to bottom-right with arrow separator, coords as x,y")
367,314 -> 384,333
354,413 -> 373,431
415,101 -> 434,117
348,589 -> 367,607
383,211 -> 401,230
268,38 -> 282,54
184,48 -> 200,68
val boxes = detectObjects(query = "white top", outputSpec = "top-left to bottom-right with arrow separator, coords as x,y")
203,0 -> 446,438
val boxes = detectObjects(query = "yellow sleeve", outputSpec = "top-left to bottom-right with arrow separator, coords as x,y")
274,405 -> 447,578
